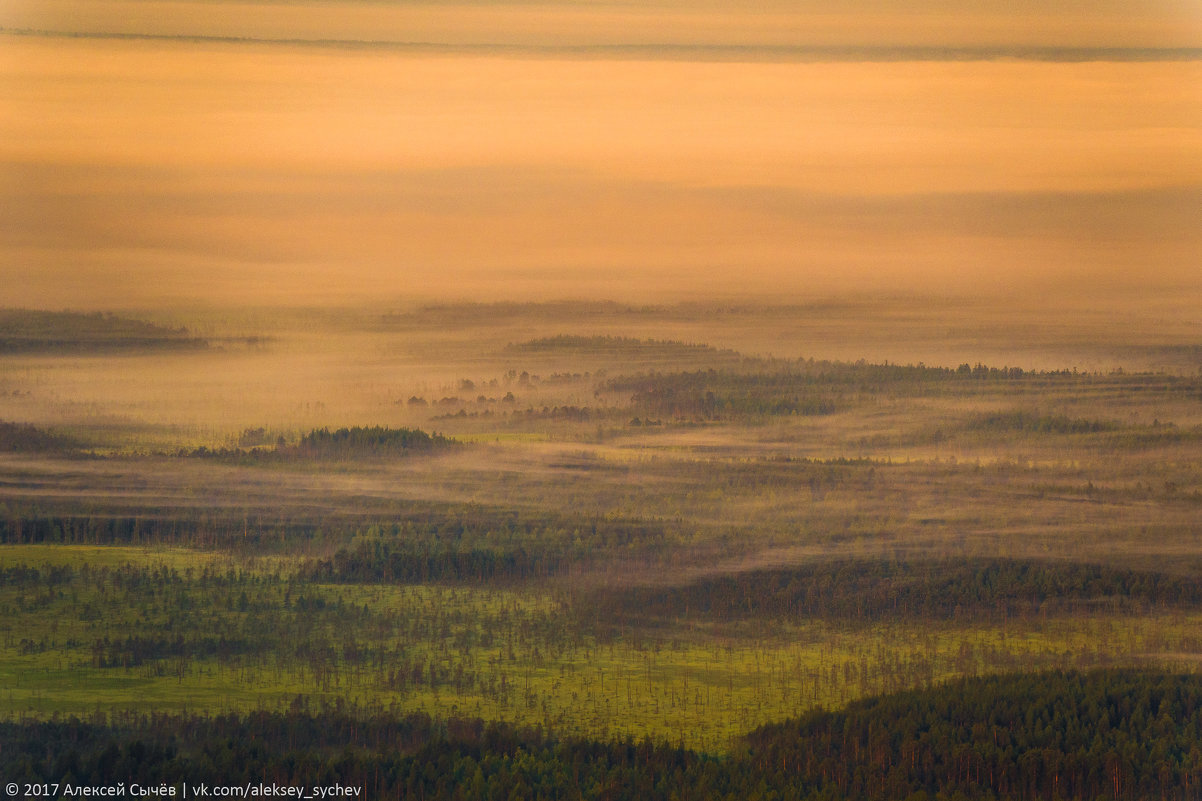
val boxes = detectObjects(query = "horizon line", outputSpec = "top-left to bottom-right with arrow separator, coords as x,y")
5,27 -> 1202,62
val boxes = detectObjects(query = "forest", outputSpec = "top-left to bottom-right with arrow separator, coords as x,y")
3,672 -> 1200,800
1,301 -> 1201,797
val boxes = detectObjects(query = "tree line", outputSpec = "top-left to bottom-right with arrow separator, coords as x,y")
585,558 -> 1202,626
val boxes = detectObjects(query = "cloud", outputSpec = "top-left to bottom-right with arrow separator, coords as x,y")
5,30 -> 1202,62
1,29 -> 1199,309
4,0 -> 1202,49
4,159 -> 1199,307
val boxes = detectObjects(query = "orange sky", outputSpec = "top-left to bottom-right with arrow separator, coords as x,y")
1,2 -> 1200,309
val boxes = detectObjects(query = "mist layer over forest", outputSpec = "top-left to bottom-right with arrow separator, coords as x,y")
1,304 -> 1201,761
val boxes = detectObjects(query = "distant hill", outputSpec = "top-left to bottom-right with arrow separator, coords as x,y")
377,301 -> 665,327
0,310 -> 206,353
506,334 -> 726,357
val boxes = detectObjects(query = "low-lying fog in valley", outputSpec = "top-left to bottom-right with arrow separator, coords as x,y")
3,299 -> 1201,572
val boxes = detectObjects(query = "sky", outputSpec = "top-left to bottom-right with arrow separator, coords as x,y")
2,0 -> 1201,309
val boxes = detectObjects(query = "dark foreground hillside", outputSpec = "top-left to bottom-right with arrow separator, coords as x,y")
2,670 -> 1199,800
746,669 -> 1202,801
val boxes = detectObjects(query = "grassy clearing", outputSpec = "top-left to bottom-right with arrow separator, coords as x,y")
0,544 -> 224,571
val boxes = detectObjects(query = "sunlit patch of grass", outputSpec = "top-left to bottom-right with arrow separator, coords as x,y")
325,583 -> 564,617
0,544 -> 224,571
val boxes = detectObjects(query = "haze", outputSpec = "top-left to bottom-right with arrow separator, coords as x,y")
2,0 -> 1201,310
